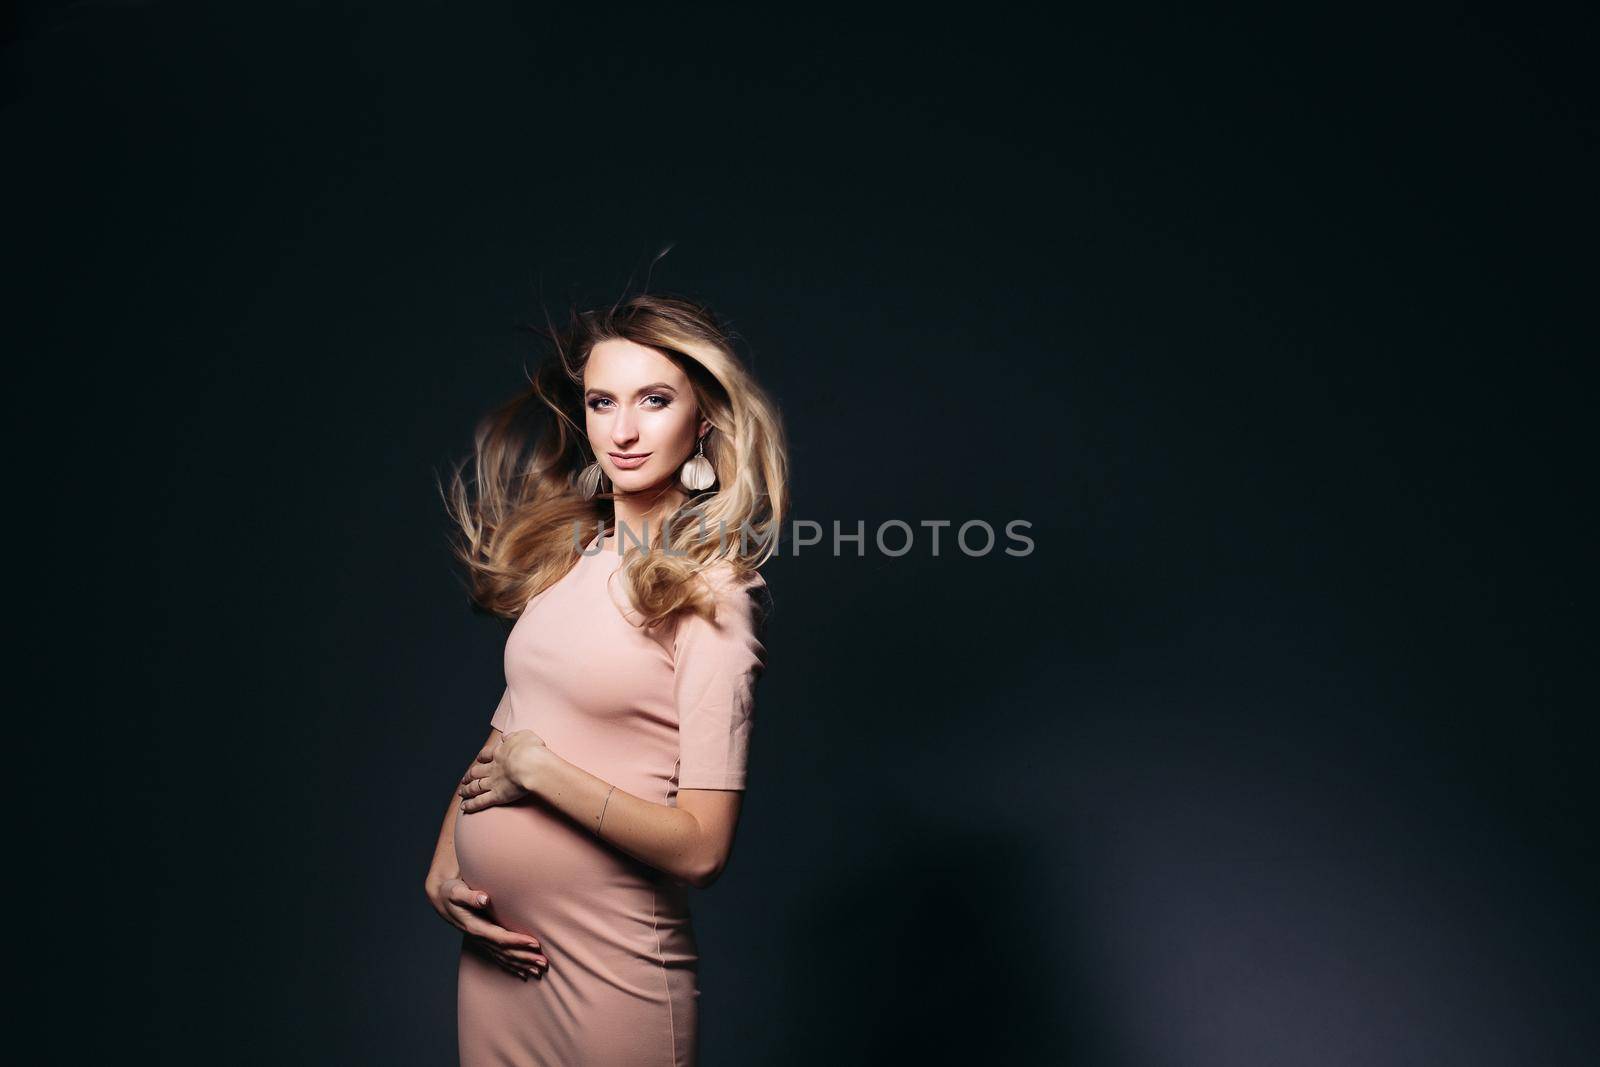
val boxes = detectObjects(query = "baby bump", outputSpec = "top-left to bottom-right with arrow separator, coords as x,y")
455,797 -> 700,1001
454,798 -> 673,940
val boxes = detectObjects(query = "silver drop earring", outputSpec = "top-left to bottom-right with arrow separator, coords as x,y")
679,435 -> 715,491
577,460 -> 609,499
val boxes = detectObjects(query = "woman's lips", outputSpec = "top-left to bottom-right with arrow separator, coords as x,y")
609,452 -> 651,469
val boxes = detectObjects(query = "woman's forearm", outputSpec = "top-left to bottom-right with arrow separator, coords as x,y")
512,747 -> 712,888
427,787 -> 464,887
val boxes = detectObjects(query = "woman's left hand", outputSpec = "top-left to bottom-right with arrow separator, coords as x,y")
459,729 -> 549,813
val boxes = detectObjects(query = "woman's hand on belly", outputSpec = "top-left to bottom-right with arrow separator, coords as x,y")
425,876 -> 550,981
459,729 -> 549,814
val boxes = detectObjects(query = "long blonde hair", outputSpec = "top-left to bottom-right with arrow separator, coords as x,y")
440,292 -> 789,631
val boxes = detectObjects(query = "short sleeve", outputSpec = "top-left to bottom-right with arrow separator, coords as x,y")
673,565 -> 769,791
490,687 -> 511,733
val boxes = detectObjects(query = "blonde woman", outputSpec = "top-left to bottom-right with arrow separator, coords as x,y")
424,293 -> 789,1066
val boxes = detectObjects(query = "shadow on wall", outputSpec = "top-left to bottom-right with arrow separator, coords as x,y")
773,818 -> 1114,1065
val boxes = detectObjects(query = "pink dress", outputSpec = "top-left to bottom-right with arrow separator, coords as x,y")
454,527 -> 769,1066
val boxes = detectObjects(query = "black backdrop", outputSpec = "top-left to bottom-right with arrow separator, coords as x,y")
8,3 -> 1595,1064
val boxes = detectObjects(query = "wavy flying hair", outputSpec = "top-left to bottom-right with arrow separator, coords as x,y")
440,292 -> 789,631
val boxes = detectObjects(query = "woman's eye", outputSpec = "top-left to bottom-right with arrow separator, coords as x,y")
588,395 -> 668,410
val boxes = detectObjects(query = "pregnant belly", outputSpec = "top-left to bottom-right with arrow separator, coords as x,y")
455,796 -> 700,999
454,798 -> 662,937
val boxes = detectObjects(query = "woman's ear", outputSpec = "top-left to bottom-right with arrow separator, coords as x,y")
698,416 -> 711,440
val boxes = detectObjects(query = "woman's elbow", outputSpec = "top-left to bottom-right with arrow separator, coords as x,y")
684,855 -> 728,890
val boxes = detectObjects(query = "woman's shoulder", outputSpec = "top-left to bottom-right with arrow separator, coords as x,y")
681,556 -> 772,629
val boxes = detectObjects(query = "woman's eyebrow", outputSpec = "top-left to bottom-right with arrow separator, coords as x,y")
584,382 -> 679,398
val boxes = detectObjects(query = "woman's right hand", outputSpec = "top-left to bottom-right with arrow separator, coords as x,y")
426,875 -> 550,980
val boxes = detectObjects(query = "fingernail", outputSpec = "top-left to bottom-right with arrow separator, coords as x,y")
479,894 -> 488,906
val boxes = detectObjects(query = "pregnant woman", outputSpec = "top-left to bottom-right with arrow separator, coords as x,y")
423,292 -> 789,1066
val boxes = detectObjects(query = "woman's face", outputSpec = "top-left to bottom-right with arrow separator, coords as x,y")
583,338 -> 708,495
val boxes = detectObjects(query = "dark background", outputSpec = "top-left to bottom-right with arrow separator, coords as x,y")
8,2 -> 1594,1063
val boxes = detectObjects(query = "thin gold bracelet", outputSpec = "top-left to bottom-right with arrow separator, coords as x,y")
596,785 -> 616,835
